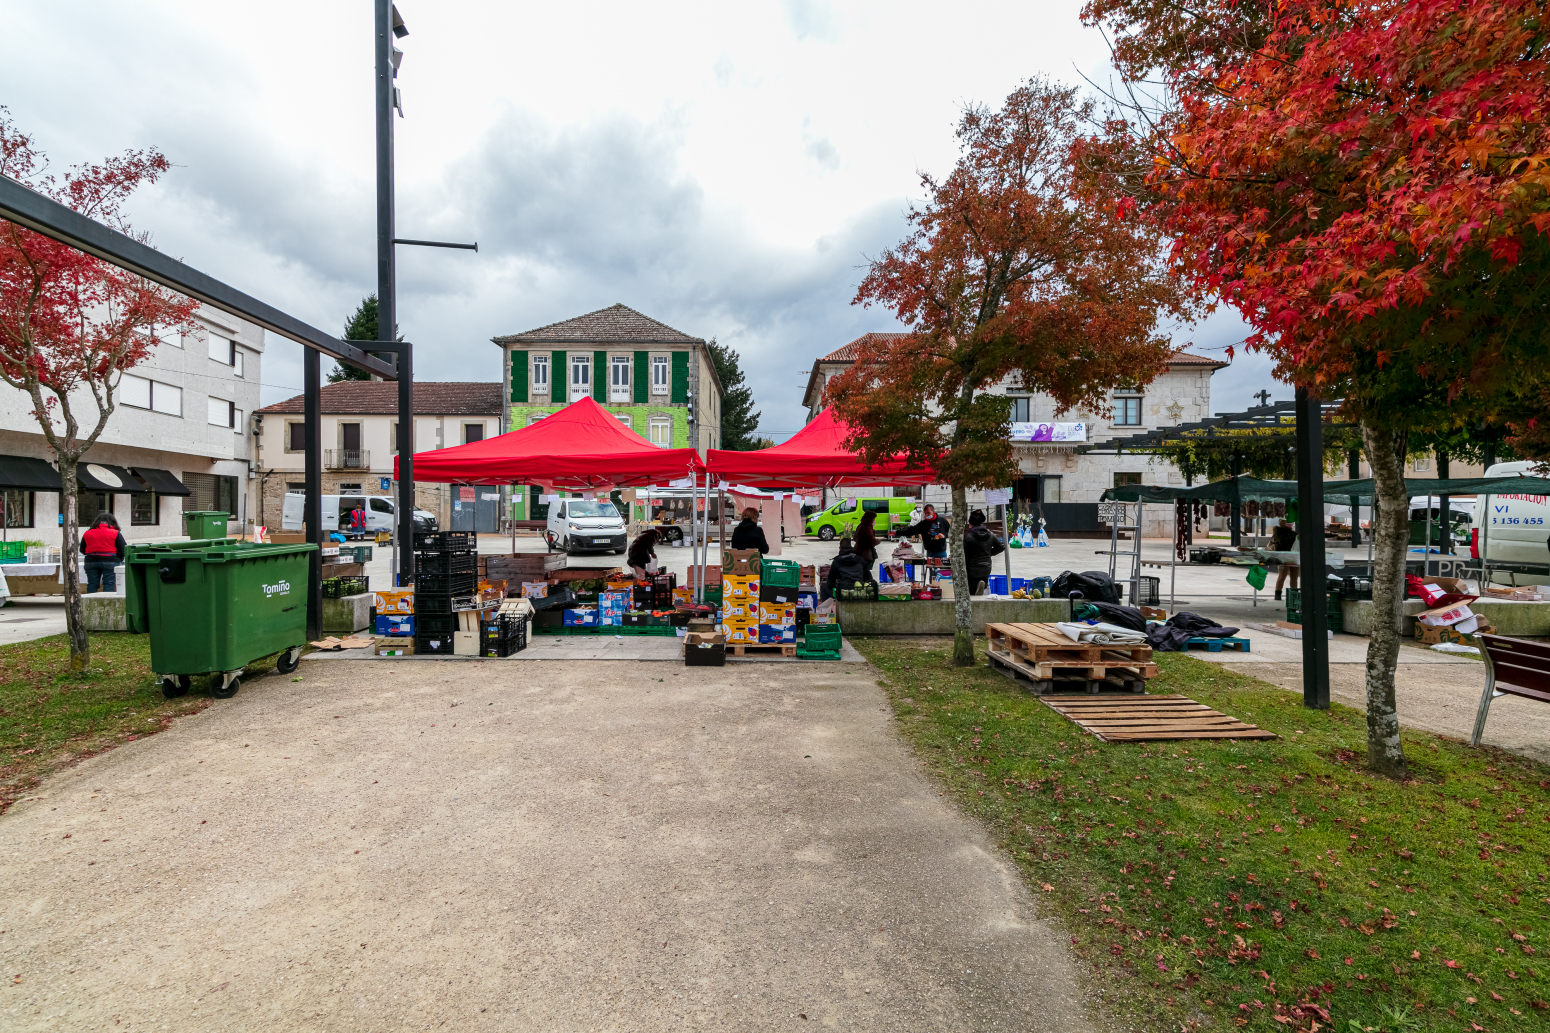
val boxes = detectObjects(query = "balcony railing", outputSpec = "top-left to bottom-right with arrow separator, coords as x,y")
325,449 -> 369,470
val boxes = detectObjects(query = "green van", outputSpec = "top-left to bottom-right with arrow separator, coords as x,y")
804,497 -> 917,541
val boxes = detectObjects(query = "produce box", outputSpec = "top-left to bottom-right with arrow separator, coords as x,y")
685,631 -> 726,666
375,639 -> 413,657
1416,600 -> 1476,628
1484,584 -> 1544,601
376,614 -> 414,637
563,608 -> 598,627
758,602 -> 796,626
1416,619 -> 1494,645
453,631 -> 480,656
521,582 -> 550,599
718,623 -> 756,643
375,588 -> 414,615
758,624 -> 797,644
724,549 -> 762,576
1413,575 -> 1478,606
722,575 -> 760,599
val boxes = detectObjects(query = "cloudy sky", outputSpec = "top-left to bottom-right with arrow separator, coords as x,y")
3,0 -> 1275,440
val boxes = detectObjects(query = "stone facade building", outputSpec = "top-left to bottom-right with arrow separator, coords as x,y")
253,381 -> 504,533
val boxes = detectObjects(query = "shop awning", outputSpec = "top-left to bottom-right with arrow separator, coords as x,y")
0,454 -> 62,491
1320,474 -> 1550,501
397,396 -> 704,489
130,467 -> 192,496
705,408 -> 937,489
73,462 -> 142,494
1102,476 -> 1301,504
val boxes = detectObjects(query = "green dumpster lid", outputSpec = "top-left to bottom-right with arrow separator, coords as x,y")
127,541 -> 317,564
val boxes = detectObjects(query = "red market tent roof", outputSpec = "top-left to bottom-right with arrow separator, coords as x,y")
395,396 -> 704,489
705,408 -> 937,489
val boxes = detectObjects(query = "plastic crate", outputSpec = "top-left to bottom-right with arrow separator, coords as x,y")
415,551 -> 476,575
761,558 -> 802,589
414,571 -> 477,596
802,624 -> 843,651
1338,576 -> 1373,601
321,575 -> 369,599
415,612 -> 458,637
480,615 -> 528,657
1286,588 -> 1340,613
1135,576 -> 1160,607
0,541 -> 24,562
414,632 -> 456,655
414,531 -> 473,552
413,592 -> 479,614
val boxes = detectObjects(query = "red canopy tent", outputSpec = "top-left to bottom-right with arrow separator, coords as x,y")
395,397 -> 703,489
705,408 -> 936,489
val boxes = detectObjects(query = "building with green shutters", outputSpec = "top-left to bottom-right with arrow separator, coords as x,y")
492,304 -> 723,519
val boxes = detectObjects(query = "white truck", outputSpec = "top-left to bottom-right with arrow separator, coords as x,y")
546,497 -> 628,555
281,493 -> 438,537
1472,461 -> 1550,570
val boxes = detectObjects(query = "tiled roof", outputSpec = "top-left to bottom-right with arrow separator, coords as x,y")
492,304 -> 703,345
818,332 -> 913,363
1167,350 -> 1229,369
256,381 -> 504,416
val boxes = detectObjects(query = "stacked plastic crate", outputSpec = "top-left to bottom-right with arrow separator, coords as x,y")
413,532 -> 476,655
758,559 -> 801,644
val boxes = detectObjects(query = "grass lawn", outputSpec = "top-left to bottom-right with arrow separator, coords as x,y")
854,637 -> 1550,1032
0,633 -> 286,813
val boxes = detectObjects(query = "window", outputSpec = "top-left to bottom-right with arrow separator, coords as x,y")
532,354 -> 549,394
287,422 -> 306,452
835,498 -> 857,514
1113,472 -> 1143,487
182,472 -> 237,515
78,491 -> 112,528
651,355 -> 670,394
119,374 -> 181,416
614,413 -> 632,429
862,499 -> 890,513
1413,456 -> 1431,472
232,349 -> 244,378
286,481 -> 307,494
208,396 -> 235,428
463,423 -> 485,444
208,332 -> 235,365
338,484 -> 362,495
151,382 -> 182,417
648,417 -> 671,447
1008,396 -> 1031,423
570,354 -> 591,401
1041,477 -> 1063,504
1114,396 -> 1142,426
610,355 -> 631,401
154,326 -> 182,349
369,497 -> 394,514
130,491 -> 159,526
528,412 -> 548,425
4,490 -> 34,528
389,421 -> 398,455
233,409 -> 243,435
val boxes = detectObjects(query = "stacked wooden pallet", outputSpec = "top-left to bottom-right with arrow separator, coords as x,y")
1040,694 -> 1276,742
985,622 -> 1157,694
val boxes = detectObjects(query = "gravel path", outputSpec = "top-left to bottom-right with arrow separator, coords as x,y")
0,659 -> 1094,1031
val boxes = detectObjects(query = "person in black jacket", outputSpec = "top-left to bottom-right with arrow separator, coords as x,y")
627,528 -> 659,580
902,504 -> 950,560
729,507 -> 770,554
822,539 -> 878,601
962,510 -> 1005,595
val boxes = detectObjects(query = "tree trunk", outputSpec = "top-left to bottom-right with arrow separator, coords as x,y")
1360,417 -> 1408,778
58,455 -> 90,671
949,483 -> 974,666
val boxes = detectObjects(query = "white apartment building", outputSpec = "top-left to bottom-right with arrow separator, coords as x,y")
0,305 -> 264,545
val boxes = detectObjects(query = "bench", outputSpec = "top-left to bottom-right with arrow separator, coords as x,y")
1471,634 -> 1550,746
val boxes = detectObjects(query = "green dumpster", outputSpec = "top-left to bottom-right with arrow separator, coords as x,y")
183,511 -> 231,540
129,541 -> 316,698
123,539 -> 230,634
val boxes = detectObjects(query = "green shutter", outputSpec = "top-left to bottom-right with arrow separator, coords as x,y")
552,350 -> 566,401
593,350 -> 606,402
509,349 -> 528,403
671,351 -> 688,404
633,351 -> 649,403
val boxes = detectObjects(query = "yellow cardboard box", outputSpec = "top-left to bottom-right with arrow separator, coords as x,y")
718,623 -> 756,642
722,575 -> 760,599
375,589 -> 414,615
759,602 -> 796,626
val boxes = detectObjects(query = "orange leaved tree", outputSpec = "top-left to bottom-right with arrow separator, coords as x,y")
1084,0 -> 1550,775
0,110 -> 199,669
826,78 -> 1199,665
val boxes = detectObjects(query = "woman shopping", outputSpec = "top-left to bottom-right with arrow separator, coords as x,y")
81,512 -> 126,593
627,528 -> 660,581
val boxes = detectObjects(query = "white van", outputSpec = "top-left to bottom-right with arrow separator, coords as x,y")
547,497 -> 628,555
281,493 -> 438,536
1472,461 -> 1550,567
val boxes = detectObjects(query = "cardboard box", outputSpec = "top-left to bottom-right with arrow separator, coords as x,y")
722,575 -> 760,599
685,631 -> 726,666
1416,619 -> 1493,645
719,623 -> 756,642
1484,584 -> 1544,601
758,624 -> 797,644
375,638 -> 413,656
375,614 -> 414,637
1416,601 -> 1476,628
453,631 -> 480,656
375,589 -> 414,615
759,602 -> 796,625
563,608 -> 598,627
1415,576 -> 1478,607
724,550 -> 761,576
521,582 -> 549,599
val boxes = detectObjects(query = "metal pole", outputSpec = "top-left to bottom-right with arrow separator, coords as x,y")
1437,451 -> 1452,556
1480,491 -> 1491,587
1423,494 -> 1433,577
1170,500 -> 1179,612
1294,386 -> 1330,709
1348,448 -> 1361,547
1230,453 -> 1243,546
1002,500 -> 1012,597
304,348 -> 322,640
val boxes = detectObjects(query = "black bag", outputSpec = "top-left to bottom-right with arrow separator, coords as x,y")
1052,569 -> 1121,604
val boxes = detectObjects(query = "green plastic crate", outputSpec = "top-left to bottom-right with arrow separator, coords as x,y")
802,624 -> 842,651
0,541 -> 24,562
761,558 -> 801,589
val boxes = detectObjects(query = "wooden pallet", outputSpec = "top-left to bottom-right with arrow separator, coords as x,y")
985,623 -> 1157,693
1184,635 -> 1251,653
728,642 -> 798,657
1040,694 -> 1276,742
987,647 -> 1149,693
986,622 -> 1154,664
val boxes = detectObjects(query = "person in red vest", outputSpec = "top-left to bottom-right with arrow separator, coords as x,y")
81,512 -> 126,593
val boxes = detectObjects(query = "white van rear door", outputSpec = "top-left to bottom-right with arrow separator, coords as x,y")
281,493 -> 304,531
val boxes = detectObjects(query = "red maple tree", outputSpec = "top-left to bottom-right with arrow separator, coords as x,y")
1083,0 -> 1550,775
0,110 -> 199,668
828,79 -> 1198,664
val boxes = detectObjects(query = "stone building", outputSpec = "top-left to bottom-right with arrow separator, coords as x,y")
253,381 -> 505,533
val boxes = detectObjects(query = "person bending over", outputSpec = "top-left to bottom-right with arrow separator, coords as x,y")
822,537 -> 878,601
627,528 -> 659,580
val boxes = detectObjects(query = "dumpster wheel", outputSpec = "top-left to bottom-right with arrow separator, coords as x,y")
161,675 -> 191,699
212,672 -> 242,699
276,647 -> 302,675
